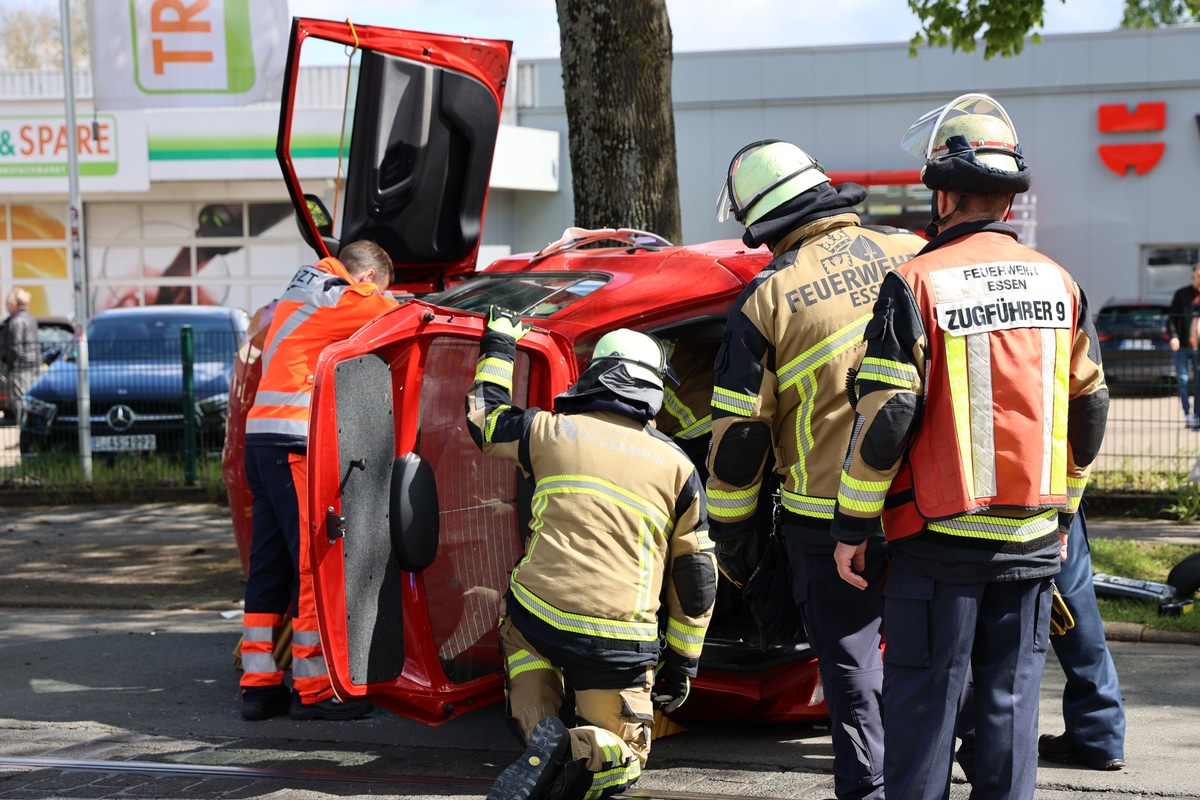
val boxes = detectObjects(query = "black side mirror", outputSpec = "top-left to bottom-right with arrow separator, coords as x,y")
305,194 -> 333,237
389,453 -> 439,572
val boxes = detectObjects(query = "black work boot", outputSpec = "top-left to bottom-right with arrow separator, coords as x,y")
288,696 -> 374,721
487,716 -> 571,800
240,687 -> 291,721
1038,733 -> 1125,771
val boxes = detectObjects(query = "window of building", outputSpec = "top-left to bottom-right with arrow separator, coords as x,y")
0,203 -> 70,318
1143,245 -> 1200,303
86,201 -> 311,316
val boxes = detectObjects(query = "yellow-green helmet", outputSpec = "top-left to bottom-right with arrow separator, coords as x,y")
715,140 -> 831,226
901,93 -> 1031,194
590,329 -> 673,389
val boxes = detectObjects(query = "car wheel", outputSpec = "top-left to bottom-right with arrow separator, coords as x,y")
18,430 -> 38,455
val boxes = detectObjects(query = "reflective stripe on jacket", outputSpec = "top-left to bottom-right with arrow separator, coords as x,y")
244,257 -> 397,449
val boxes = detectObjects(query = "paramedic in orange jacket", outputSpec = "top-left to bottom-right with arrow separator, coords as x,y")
830,94 -> 1109,800
239,240 -> 398,721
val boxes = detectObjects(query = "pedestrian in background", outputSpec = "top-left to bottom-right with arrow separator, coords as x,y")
1166,264 -> 1200,428
239,240 -> 397,722
468,312 -> 715,800
707,139 -> 924,800
831,93 -> 1109,800
1,288 -> 41,424
1038,507 -> 1126,771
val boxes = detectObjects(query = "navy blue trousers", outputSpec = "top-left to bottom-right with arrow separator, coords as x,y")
883,567 -> 1052,800
243,445 -> 302,618
787,540 -> 886,800
1050,510 -> 1126,760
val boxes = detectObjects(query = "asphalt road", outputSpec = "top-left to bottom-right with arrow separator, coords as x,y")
0,502 -> 1198,799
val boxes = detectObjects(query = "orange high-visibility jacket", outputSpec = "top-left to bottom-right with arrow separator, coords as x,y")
244,257 -> 397,450
896,237 -> 1080,520
832,226 -> 1108,547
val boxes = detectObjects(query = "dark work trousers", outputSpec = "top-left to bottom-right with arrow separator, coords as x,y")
1050,509 -> 1126,760
882,568 -> 1052,800
241,445 -> 302,700
787,540 -> 886,800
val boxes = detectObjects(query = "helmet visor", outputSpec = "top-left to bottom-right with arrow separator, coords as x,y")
715,180 -> 735,223
901,93 -> 1017,161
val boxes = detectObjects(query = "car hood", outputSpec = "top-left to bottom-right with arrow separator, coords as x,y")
28,360 -> 231,403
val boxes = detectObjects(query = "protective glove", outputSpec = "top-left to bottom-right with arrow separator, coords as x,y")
714,532 -> 759,589
652,653 -> 691,714
1049,582 -> 1075,636
742,534 -> 802,649
487,305 -> 530,342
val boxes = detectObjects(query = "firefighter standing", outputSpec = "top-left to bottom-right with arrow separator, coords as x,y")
467,309 -> 715,800
831,94 -> 1109,800
239,240 -> 398,721
707,140 -> 925,800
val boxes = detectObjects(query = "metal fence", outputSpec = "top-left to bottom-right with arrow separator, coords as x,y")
2,330 -> 1197,496
1096,386 -> 1198,492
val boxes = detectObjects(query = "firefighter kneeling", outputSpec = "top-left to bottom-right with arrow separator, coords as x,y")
466,308 -> 716,800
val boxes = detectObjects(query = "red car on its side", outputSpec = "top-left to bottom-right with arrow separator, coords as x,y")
225,16 -> 827,728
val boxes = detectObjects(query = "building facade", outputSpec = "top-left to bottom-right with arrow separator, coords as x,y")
2,25 -> 1197,320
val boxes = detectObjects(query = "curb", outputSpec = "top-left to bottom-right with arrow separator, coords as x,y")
0,596 -> 242,612
0,486 -> 221,507
1103,620 -> 1200,646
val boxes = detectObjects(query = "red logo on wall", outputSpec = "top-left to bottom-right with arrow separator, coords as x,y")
1097,101 -> 1166,176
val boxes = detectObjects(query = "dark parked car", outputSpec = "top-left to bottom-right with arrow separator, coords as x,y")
19,305 -> 249,457
1094,301 -> 1174,387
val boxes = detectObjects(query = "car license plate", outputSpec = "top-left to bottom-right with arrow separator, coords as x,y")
1118,339 -> 1153,350
91,434 -> 157,452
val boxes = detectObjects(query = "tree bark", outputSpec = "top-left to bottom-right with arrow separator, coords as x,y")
555,0 -> 681,244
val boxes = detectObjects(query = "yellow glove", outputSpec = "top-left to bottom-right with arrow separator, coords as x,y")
487,306 -> 530,341
1049,583 -> 1075,636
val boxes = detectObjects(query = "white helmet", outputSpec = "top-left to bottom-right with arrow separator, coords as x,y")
901,93 -> 1030,194
590,329 -> 674,389
715,140 -> 831,226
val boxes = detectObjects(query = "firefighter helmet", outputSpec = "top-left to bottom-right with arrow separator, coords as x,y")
589,329 -> 675,390
902,93 -> 1031,194
716,140 -> 831,225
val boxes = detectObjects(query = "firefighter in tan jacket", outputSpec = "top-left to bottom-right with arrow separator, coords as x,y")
708,139 -> 925,800
466,308 -> 716,800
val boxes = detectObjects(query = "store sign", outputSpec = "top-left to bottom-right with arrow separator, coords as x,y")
1097,101 -> 1166,176
0,112 -> 149,192
87,0 -> 289,110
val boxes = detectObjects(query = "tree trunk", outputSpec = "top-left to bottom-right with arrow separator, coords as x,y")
555,0 -> 682,244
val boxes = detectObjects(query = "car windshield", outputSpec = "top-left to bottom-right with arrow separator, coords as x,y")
1096,306 -> 1169,336
86,316 -> 239,362
432,273 -> 608,317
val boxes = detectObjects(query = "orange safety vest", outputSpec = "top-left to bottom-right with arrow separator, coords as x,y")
882,232 -> 1078,539
245,256 -> 397,448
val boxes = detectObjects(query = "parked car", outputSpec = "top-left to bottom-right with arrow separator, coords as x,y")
223,18 -> 829,731
1094,301 -> 1174,388
0,316 -> 75,420
20,305 -> 248,457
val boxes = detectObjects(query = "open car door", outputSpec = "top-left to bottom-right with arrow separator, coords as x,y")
277,17 -> 511,295
305,303 -> 577,725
